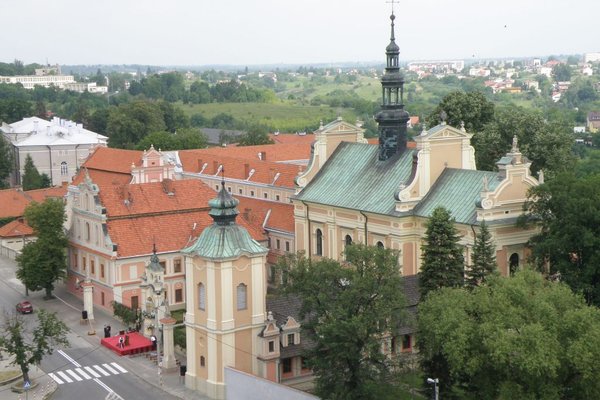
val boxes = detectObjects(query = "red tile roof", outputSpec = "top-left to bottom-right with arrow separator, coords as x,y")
0,218 -> 33,237
180,142 -> 312,164
72,169 -> 132,187
99,179 -> 214,218
0,186 -> 67,219
237,197 -> 295,233
269,133 -> 316,145
82,147 -> 143,174
178,153 -> 302,188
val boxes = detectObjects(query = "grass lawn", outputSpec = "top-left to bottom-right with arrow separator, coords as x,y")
0,369 -> 20,382
178,101 -> 357,132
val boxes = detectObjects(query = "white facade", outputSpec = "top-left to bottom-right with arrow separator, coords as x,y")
63,82 -> 108,93
1,117 -> 108,186
584,52 -> 600,63
0,74 -> 76,89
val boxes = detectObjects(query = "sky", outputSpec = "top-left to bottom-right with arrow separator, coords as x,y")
2,0 -> 599,66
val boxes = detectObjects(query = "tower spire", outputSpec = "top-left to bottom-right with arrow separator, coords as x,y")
376,8 -> 410,161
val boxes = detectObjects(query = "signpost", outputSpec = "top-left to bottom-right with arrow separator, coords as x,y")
23,380 -> 31,400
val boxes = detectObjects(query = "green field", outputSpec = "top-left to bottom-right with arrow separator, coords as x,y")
179,101 -> 358,132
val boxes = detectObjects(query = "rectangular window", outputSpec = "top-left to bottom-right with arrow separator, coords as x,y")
250,190 -> 255,197
268,341 -> 274,353
101,291 -> 105,306
239,188 -> 243,194
175,288 -> 183,303
402,334 -> 412,350
282,358 -> 292,374
131,295 -> 139,310
285,241 -> 290,252
198,283 -> 206,310
129,265 -> 137,280
174,259 -> 182,273
237,284 -> 247,310
100,264 -> 105,278
227,187 -> 231,193
263,193 -> 268,199
91,260 -> 95,275
276,195 -> 280,201
159,261 -> 166,272
82,256 -> 86,271
276,239 -> 280,250
288,333 -> 295,345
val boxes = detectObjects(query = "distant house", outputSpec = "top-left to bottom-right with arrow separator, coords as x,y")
1,117 -> 107,186
588,112 -> 600,133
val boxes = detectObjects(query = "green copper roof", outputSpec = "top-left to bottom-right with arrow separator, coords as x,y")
413,169 -> 500,224
294,142 -> 415,215
182,182 -> 267,260
182,223 -> 267,260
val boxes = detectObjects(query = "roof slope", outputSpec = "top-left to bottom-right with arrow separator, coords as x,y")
413,168 -> 499,224
0,218 -> 33,237
295,142 -> 416,215
0,186 -> 66,219
82,147 -> 142,174
237,197 -> 295,233
180,142 -> 312,164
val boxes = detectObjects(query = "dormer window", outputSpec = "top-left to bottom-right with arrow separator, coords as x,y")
287,333 -> 295,345
268,341 -> 275,353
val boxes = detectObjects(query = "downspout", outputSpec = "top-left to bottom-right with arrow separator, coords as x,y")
301,201 -> 311,257
359,211 -> 368,245
46,145 -> 53,186
74,144 -> 81,175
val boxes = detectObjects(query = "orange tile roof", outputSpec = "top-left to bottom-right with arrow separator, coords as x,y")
269,133 -> 316,145
0,189 -> 31,219
237,197 -> 295,233
99,179 -> 214,218
180,141 -> 312,164
82,147 -> 143,174
0,218 -> 33,237
0,186 -> 67,219
72,169 -> 132,187
178,153 -> 302,188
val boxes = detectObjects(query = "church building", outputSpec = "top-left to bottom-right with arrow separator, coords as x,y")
293,13 -> 539,277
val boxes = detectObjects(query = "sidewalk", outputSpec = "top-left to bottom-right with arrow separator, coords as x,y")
0,254 -> 208,400
45,285 -> 210,400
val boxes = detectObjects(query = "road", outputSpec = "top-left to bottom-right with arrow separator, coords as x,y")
0,256 -> 179,400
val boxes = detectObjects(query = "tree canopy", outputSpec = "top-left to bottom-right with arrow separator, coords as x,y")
21,154 -> 51,190
236,123 -> 274,146
418,270 -> 600,399
0,310 -> 69,385
16,198 -> 67,298
278,245 -> 409,400
135,128 -> 208,151
0,135 -> 13,188
522,172 -> 600,306
425,91 -> 495,133
419,207 -> 464,300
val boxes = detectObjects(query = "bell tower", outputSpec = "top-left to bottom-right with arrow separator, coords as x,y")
376,11 -> 410,160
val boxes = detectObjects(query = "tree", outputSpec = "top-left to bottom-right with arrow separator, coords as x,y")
466,220 -> 497,288
106,101 -> 166,149
0,99 -> 32,123
111,301 -> 141,330
552,63 -> 571,82
419,207 -> 464,300
136,128 -> 208,151
21,154 -> 50,190
425,91 -> 495,132
278,245 -> 408,400
0,310 -> 69,385
418,270 -> 600,399
16,198 -> 67,298
0,135 -> 13,188
522,172 -> 600,306
474,106 -> 575,175
237,124 -> 273,146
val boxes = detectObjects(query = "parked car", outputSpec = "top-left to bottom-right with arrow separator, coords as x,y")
16,301 -> 33,314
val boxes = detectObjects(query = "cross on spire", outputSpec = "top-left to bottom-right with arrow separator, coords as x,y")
386,0 -> 398,14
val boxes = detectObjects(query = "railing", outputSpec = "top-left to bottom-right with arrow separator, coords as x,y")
0,244 -> 20,260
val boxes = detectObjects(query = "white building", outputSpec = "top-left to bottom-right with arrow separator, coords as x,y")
1,117 -> 108,186
63,82 -> 109,94
0,74 -> 76,89
584,53 -> 600,63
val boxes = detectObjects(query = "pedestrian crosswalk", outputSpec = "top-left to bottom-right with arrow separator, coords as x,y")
49,363 -> 128,385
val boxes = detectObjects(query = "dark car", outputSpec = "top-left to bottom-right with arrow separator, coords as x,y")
16,301 -> 33,314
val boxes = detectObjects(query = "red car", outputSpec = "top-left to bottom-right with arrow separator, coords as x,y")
16,301 -> 33,314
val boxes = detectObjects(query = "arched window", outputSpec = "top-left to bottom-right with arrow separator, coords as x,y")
345,235 -> 353,247
316,229 -> 323,256
509,253 -> 519,276
376,241 -> 384,249
60,161 -> 68,176
85,222 -> 90,241
198,283 -> 205,310
237,283 -> 247,310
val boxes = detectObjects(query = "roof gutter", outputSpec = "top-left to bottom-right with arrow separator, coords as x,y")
359,210 -> 368,245
46,145 -> 53,186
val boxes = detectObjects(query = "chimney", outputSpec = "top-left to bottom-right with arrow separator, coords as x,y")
260,151 -> 266,161
197,159 -> 203,172
244,163 -> 250,179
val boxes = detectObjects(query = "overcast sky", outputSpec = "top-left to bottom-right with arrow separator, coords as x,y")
3,0 -> 598,66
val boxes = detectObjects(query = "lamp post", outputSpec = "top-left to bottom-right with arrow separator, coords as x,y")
152,284 -> 165,377
427,377 -> 439,400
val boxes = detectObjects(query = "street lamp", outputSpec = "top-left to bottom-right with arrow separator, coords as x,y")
427,377 -> 439,400
106,90 -> 120,106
